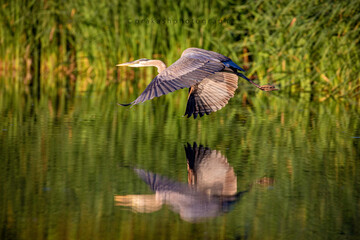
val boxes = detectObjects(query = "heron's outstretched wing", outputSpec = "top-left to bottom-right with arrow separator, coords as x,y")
134,169 -> 192,194
184,70 -> 238,119
125,49 -> 229,106
185,143 -> 237,196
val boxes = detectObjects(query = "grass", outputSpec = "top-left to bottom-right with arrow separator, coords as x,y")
0,0 -> 360,101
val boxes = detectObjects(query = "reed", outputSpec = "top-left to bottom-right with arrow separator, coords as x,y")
0,0 -> 359,100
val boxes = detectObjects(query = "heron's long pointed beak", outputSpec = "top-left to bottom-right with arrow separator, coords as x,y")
116,60 -> 144,68
116,61 -> 135,67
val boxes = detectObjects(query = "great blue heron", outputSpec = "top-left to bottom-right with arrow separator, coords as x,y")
117,48 -> 278,119
114,143 -> 246,222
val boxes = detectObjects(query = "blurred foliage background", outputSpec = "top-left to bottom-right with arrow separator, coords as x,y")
0,0 -> 360,101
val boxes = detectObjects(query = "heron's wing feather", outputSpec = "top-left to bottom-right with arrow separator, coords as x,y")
182,48 -> 245,71
184,71 -> 238,119
129,56 -> 225,105
134,169 -> 192,194
181,48 -> 230,62
185,143 -> 211,170
185,143 -> 237,196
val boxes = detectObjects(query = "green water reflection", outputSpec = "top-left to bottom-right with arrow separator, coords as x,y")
115,143 -> 249,223
1,85 -> 360,240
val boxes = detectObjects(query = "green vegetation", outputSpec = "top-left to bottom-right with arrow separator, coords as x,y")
1,0 -> 360,101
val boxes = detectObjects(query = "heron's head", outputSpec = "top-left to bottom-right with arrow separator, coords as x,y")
116,58 -> 151,67
259,84 -> 279,91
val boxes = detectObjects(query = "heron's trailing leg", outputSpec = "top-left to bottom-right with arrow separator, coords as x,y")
236,72 -> 262,90
236,72 -> 278,91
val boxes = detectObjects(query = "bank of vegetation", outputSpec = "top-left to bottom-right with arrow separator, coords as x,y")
1,0 -> 359,101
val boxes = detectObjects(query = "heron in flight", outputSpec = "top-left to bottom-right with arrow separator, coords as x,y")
117,48 -> 278,119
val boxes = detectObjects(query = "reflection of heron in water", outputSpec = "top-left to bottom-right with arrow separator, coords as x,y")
117,48 -> 278,119
114,143 -> 247,222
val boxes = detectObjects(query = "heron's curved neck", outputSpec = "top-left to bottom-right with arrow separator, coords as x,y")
144,60 -> 167,74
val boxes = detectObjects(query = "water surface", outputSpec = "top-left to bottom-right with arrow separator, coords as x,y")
1,86 -> 360,240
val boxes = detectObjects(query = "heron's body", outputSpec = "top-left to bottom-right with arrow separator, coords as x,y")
117,48 -> 277,119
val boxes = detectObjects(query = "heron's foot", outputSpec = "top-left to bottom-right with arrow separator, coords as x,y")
259,84 -> 279,91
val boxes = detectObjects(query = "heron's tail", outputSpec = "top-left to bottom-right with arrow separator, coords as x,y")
236,72 -> 262,90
